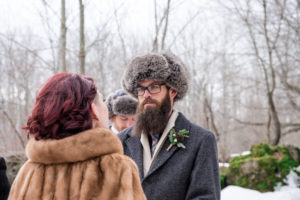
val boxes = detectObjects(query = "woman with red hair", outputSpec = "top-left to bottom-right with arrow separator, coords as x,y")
8,73 -> 146,200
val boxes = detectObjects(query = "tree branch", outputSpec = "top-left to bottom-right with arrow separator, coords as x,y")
1,109 -> 25,149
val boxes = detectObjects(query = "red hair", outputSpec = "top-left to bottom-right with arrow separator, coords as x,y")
25,73 -> 97,140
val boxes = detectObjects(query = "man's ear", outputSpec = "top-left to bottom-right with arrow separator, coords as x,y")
91,103 -> 99,120
110,115 -> 116,122
169,88 -> 178,100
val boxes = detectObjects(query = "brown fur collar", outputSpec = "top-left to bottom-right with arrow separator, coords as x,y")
26,128 -> 123,164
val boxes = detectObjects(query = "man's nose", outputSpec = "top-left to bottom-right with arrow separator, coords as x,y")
127,120 -> 135,127
143,89 -> 152,98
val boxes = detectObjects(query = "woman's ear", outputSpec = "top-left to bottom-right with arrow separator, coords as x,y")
91,103 -> 99,121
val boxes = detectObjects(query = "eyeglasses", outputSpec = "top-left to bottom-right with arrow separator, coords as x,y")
135,83 -> 166,96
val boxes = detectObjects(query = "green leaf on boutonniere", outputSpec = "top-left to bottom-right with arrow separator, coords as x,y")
177,143 -> 186,148
166,128 -> 189,151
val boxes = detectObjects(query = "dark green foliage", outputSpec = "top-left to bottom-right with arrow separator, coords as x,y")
251,143 -> 273,157
224,142 -> 300,192
220,173 -> 227,189
226,154 -> 252,174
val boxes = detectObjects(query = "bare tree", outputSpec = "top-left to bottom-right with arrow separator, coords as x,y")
0,109 -> 25,149
39,0 -> 61,73
113,3 -> 128,66
152,0 -> 172,52
160,0 -> 171,50
59,0 -> 67,72
219,0 -> 300,145
260,0 -> 281,145
0,32 -> 49,152
79,0 -> 85,74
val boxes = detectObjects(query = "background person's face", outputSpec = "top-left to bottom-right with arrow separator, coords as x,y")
112,114 -> 135,132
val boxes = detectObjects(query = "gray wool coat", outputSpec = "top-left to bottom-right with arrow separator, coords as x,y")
118,112 -> 220,200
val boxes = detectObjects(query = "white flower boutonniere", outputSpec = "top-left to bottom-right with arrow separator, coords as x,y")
166,128 -> 189,151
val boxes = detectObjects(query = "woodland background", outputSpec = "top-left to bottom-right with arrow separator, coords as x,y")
0,0 -> 299,162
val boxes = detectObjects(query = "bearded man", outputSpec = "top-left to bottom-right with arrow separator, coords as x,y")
118,52 -> 220,200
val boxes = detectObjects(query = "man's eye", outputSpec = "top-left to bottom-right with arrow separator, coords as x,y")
150,85 -> 159,89
137,87 -> 144,92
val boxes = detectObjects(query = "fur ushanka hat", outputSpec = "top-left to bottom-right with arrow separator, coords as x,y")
105,89 -> 138,119
122,52 -> 189,101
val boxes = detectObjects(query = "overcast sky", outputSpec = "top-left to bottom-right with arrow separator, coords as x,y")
0,0 -> 221,40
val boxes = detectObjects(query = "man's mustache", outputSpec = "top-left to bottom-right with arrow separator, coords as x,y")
141,98 -> 160,107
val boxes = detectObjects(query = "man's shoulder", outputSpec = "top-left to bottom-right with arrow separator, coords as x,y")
118,126 -> 133,142
176,112 -> 214,137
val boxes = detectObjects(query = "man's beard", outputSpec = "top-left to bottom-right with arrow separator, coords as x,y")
132,94 -> 171,136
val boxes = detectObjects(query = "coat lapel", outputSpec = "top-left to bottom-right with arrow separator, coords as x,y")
124,135 -> 144,179
144,136 -> 178,179
144,113 -> 191,179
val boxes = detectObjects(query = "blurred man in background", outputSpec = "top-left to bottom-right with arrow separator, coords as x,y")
106,89 -> 137,134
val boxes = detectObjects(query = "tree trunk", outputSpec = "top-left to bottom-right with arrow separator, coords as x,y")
161,0 -> 171,50
262,0 -> 281,145
59,0 -> 67,72
79,0 -> 85,74
152,0 -> 159,52
152,0 -> 171,52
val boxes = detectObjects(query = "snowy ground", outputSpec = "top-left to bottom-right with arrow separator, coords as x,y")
221,167 -> 300,200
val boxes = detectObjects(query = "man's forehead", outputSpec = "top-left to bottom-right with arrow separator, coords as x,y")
138,79 -> 164,86
118,114 -> 135,118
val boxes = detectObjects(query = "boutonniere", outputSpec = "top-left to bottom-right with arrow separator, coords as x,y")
166,128 -> 189,151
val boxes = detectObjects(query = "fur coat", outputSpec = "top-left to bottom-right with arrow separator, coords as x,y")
8,128 -> 146,200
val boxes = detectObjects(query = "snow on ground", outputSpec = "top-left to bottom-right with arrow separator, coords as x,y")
219,162 -> 230,168
230,151 -> 251,158
221,166 -> 300,200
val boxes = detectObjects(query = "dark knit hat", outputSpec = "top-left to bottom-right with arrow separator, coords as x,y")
122,52 -> 189,101
105,89 -> 138,119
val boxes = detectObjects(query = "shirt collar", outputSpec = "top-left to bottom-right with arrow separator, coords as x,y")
111,124 -> 119,134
